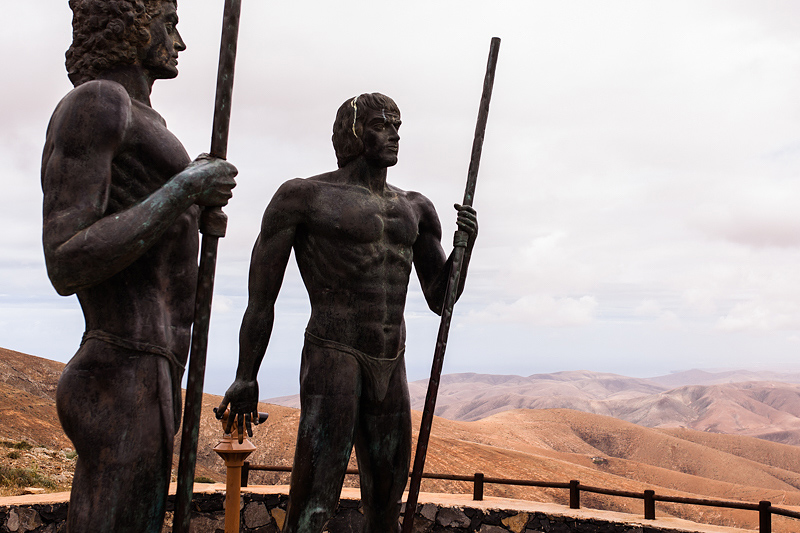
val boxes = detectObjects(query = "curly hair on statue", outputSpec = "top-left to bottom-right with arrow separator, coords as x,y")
65,0 -> 173,86
332,93 -> 400,168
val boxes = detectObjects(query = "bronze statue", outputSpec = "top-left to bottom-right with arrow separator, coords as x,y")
41,1 -> 237,532
218,93 -> 477,532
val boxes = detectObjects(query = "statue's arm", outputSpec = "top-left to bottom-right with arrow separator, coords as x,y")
217,180 -> 302,433
412,194 -> 478,315
41,81 -> 236,296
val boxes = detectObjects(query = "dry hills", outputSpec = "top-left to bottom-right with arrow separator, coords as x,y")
401,371 -> 800,448
3,347 -> 800,530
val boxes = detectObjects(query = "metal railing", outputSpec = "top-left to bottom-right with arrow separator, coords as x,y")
240,463 -> 800,533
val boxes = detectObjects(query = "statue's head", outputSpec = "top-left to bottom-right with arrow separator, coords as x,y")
332,93 -> 401,168
65,0 -> 179,86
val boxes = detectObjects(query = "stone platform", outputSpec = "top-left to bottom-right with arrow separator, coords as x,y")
0,484 -> 754,533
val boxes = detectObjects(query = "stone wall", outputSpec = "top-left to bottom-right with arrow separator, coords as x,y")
0,492 -> 702,533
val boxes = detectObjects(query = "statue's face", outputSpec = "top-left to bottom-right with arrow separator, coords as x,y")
143,2 -> 185,80
361,108 -> 401,168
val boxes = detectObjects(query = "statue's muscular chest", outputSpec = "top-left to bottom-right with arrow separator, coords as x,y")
108,104 -> 197,267
108,103 -> 192,210
307,185 -> 420,248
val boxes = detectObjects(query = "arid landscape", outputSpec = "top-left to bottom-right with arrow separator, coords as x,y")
274,369 -> 800,445
4,346 -> 800,531
404,371 -> 800,445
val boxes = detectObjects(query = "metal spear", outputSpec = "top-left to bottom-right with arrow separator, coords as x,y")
173,1 -> 243,531
402,36 -> 500,533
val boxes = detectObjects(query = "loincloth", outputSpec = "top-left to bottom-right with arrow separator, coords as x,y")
81,329 -> 186,429
304,330 -> 404,403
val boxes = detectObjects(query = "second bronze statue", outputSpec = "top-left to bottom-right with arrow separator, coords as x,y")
217,93 -> 478,533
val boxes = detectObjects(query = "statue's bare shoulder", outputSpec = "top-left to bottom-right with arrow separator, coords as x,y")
42,81 -> 133,262
266,170 -> 363,217
396,186 -> 443,239
263,175 -> 329,218
45,80 -> 132,156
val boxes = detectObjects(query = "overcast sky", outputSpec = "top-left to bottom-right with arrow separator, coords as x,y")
4,1 -> 800,397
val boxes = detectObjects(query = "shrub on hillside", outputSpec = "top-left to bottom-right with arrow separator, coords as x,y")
1,440 -> 32,451
0,466 -> 56,489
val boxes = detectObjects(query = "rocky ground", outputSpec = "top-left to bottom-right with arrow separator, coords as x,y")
0,440 -> 74,497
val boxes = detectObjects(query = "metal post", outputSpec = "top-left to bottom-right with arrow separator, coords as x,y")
644,490 -> 655,520
223,457 -> 246,533
569,480 -> 580,509
213,412 -> 256,533
759,501 -> 772,533
473,473 -> 484,501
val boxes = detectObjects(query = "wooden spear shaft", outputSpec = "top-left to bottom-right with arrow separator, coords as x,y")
173,1 -> 242,531
402,36 -> 500,533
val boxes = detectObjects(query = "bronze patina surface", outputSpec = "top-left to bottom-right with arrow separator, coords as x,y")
218,93 -> 477,533
41,1 -> 236,531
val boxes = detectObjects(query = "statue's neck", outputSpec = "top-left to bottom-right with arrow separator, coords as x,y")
344,157 -> 388,194
95,65 -> 155,106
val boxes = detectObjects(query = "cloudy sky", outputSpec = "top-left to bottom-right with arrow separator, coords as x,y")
4,1 -> 800,397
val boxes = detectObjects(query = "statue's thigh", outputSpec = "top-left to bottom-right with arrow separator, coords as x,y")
296,342 -> 362,452
298,341 -> 361,399
285,344 -> 362,533
57,341 -> 172,465
358,356 -> 411,439
354,361 -> 412,501
58,342 -> 173,533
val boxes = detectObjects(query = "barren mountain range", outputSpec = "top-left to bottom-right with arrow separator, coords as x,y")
4,347 -> 800,530
272,369 -> 800,446
410,371 -> 800,446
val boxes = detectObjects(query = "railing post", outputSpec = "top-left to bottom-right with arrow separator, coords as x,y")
569,480 -> 580,509
759,501 -> 771,533
473,473 -> 484,501
644,490 -> 655,520
241,461 -> 249,488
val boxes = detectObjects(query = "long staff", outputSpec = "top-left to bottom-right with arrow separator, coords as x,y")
402,37 -> 500,533
173,1 -> 243,531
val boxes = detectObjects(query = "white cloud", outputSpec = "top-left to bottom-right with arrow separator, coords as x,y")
716,301 -> 800,332
469,295 -> 598,327
689,181 -> 800,248
634,300 -> 662,318
632,300 -> 683,330
681,289 -> 718,315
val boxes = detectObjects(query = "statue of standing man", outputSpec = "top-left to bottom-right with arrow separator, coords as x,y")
41,1 -> 237,531
218,93 -> 477,532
